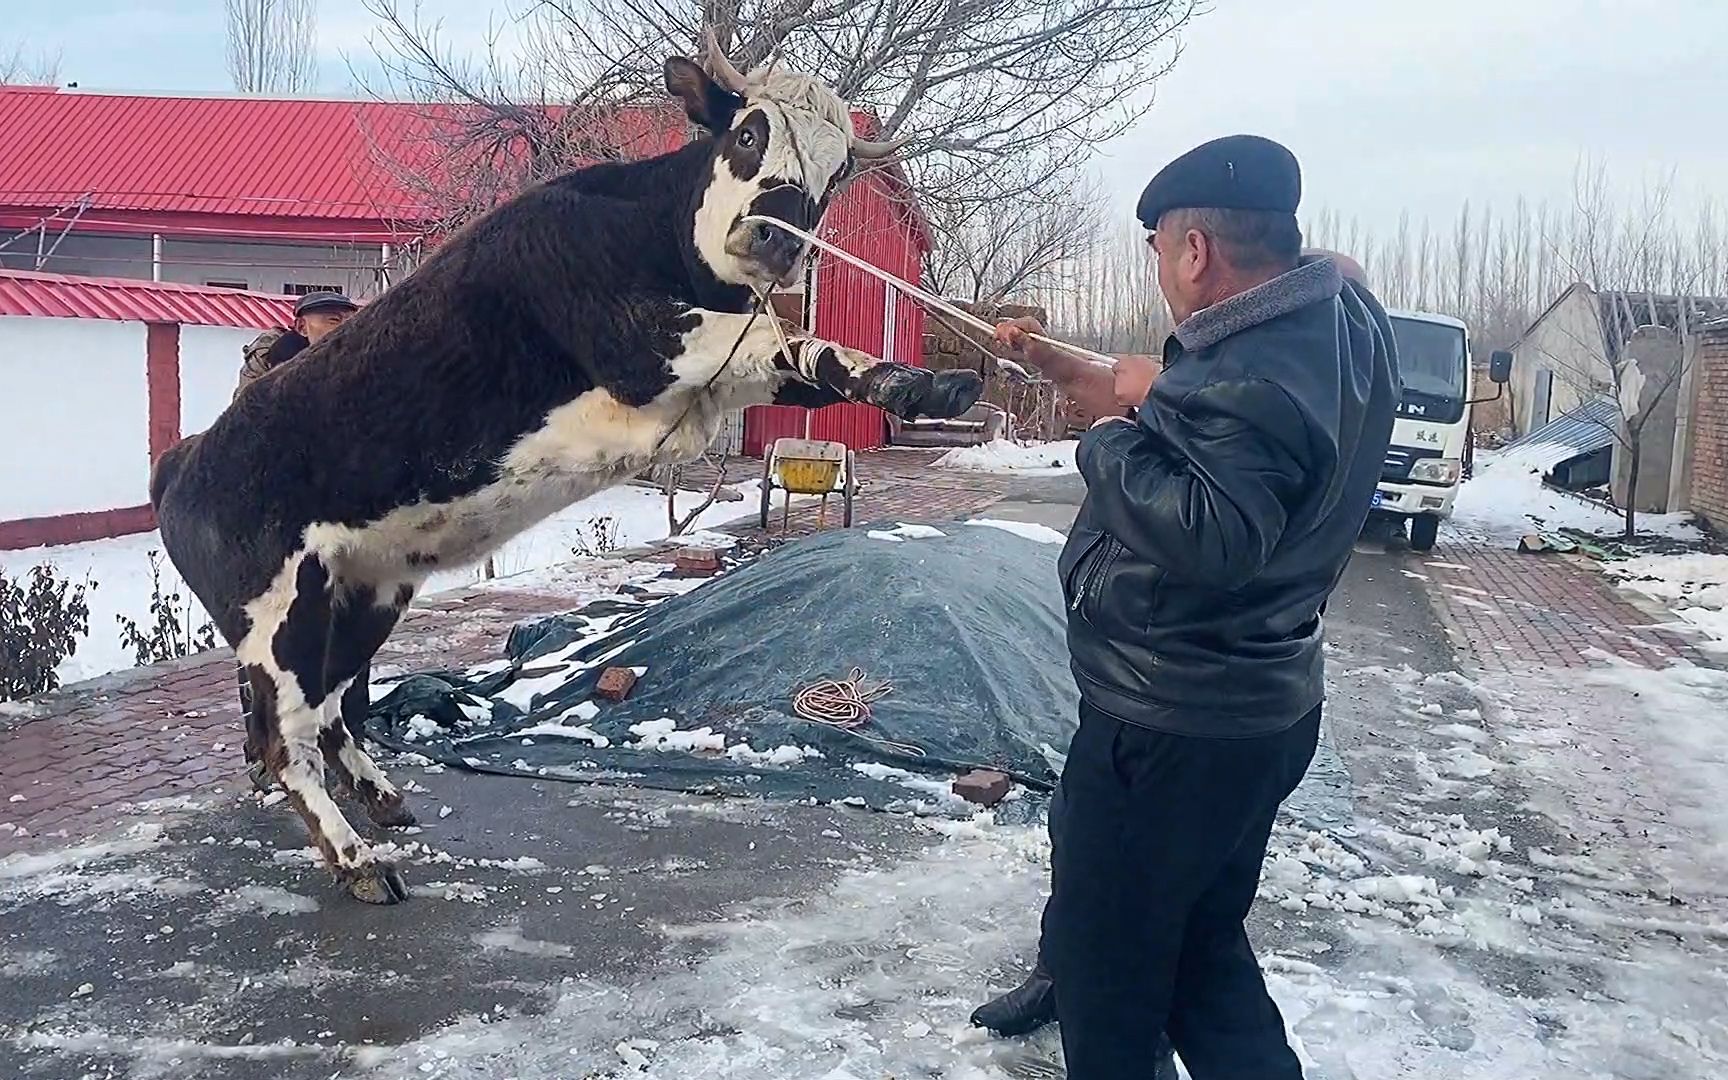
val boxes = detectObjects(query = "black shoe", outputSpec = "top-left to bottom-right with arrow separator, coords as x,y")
971,961 -> 1057,1037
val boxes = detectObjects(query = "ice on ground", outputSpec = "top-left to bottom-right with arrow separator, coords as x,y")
219,885 -> 319,917
1448,450 -> 1701,546
965,518 -> 1068,545
356,816 -> 1670,1080
866,522 -> 948,542
934,439 -> 1079,475
1605,551 -> 1728,652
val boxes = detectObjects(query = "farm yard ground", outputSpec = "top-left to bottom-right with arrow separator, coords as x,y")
4,449 -> 1728,1080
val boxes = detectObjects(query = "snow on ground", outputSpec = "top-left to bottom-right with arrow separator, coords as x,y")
0,482 -> 771,685
866,522 -> 948,543
1448,450 -> 1701,546
934,439 -> 1078,475
965,518 -> 1067,545
1605,552 -> 1728,652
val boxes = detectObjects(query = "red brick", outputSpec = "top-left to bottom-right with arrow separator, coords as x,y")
596,667 -> 639,702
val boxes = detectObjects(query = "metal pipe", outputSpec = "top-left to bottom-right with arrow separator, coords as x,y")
151,233 -> 163,282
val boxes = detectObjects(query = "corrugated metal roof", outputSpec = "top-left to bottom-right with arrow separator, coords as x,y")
1496,395 -> 1618,472
0,87 -> 929,245
0,268 -> 295,327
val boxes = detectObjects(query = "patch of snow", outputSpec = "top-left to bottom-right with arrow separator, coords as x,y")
514,722 -> 611,748
725,743 -> 824,767
866,522 -> 947,542
1606,552 -> 1728,652
628,719 -> 727,754
1449,450 -> 1701,546
934,439 -> 1079,475
965,518 -> 1068,545
402,714 -> 441,743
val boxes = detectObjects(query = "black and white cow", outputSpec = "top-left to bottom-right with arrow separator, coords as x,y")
148,37 -> 981,905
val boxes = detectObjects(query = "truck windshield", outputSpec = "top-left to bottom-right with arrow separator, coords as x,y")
1389,317 -> 1466,424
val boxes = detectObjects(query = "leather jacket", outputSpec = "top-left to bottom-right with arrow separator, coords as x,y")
1061,257 -> 1398,737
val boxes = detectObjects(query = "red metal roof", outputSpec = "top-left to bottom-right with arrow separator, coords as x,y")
0,87 -> 929,248
0,268 -> 295,327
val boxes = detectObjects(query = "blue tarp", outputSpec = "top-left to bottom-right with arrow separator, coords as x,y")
366,523 -> 1079,820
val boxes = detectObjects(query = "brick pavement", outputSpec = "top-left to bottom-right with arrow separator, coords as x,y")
717,446 -> 1014,538
0,585 -> 608,857
1418,536 -> 1713,673
0,448 -> 1012,857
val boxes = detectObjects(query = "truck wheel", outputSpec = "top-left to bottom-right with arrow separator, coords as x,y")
1409,514 -> 1440,552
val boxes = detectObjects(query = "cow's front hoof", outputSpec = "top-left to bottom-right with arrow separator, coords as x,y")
917,369 -> 983,419
345,860 -> 409,905
367,796 -> 417,829
858,363 -> 931,417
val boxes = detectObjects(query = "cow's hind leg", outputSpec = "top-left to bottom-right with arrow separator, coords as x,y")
323,583 -> 414,829
246,555 -> 407,905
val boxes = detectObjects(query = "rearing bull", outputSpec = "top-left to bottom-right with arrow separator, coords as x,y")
149,37 -> 981,905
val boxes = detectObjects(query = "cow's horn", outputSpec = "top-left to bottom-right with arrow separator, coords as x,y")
703,28 -> 750,94
852,134 -> 909,160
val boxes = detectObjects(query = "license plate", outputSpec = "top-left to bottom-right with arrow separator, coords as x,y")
1371,491 -> 1385,509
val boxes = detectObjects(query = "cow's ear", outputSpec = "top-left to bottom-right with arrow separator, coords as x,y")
663,57 -> 742,133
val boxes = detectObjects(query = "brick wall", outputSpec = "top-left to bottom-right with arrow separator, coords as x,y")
1689,324 -> 1728,532
920,300 -> 1085,439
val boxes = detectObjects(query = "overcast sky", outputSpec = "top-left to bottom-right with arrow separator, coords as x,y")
9,0 -> 1726,237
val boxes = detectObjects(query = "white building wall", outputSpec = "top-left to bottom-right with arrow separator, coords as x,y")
1510,286 -> 1611,434
180,324 -> 263,435
0,233 -> 386,300
0,316 -> 150,519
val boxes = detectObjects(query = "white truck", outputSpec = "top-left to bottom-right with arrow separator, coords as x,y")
1372,309 -> 1510,551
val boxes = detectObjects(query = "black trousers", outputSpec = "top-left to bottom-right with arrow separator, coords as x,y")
1043,702 -> 1320,1080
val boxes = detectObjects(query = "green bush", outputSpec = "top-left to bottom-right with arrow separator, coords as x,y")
0,565 -> 93,701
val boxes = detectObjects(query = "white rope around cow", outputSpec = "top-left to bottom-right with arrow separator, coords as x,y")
741,213 -> 1120,372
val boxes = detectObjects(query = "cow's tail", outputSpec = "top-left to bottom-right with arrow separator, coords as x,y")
148,437 -> 194,509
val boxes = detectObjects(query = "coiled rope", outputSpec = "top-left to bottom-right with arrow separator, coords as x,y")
792,668 -> 923,758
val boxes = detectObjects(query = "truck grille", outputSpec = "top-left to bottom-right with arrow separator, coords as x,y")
1382,445 -> 1441,482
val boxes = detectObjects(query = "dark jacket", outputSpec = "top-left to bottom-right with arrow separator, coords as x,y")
233,328 -> 310,401
1061,257 -> 1398,737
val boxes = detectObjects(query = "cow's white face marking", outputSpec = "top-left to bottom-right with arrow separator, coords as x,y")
694,70 -> 855,289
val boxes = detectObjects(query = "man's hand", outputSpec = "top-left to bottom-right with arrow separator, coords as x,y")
1112,354 -> 1158,408
993,316 -> 1062,373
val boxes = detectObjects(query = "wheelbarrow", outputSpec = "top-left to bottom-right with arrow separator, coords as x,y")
759,437 -> 858,531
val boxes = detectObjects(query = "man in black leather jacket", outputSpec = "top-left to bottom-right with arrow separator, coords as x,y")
972,136 -> 1398,1079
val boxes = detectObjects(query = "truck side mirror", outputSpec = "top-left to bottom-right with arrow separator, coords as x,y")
1488,350 -> 1513,384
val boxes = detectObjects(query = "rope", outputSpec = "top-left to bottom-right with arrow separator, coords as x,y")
740,213 -> 1119,370
792,667 -> 924,758
649,292 -> 768,459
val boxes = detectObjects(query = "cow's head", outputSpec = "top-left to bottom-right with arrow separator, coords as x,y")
664,33 -> 903,289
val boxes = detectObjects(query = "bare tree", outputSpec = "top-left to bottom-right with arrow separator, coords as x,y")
1,42 -> 62,85
359,0 -> 1197,242
1040,215 -> 1167,353
226,0 -> 319,94
924,169 -> 1105,304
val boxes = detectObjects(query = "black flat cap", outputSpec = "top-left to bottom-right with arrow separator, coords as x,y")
293,291 -> 358,316
1137,135 -> 1301,229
